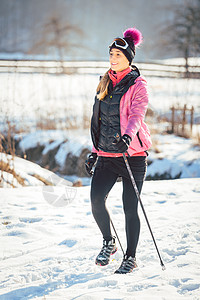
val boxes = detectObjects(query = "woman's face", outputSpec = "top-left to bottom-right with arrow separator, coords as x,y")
109,48 -> 130,72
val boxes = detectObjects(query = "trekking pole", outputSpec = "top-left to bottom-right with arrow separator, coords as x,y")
110,217 -> 125,257
113,134 -> 166,270
104,194 -> 125,256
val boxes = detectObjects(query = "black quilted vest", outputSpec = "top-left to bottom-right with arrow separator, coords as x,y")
91,67 -> 140,153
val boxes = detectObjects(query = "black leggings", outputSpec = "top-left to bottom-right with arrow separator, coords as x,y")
90,156 -> 147,258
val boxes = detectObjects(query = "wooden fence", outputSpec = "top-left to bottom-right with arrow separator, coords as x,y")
0,59 -> 200,78
170,105 -> 194,136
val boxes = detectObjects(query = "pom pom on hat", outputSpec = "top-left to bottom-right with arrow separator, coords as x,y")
109,27 -> 143,64
123,27 -> 143,47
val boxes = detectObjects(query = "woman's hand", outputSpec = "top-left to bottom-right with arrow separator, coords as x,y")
85,153 -> 98,175
115,134 -> 132,153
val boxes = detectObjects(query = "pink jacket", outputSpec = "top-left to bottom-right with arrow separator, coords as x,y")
92,75 -> 152,157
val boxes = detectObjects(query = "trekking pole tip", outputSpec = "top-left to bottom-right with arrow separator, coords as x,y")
161,263 -> 166,271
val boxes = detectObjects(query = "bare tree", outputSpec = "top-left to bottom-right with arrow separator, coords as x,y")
29,14 -> 84,69
160,0 -> 200,77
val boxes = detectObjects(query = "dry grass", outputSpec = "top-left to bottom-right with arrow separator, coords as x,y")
30,173 -> 54,186
0,120 -> 19,187
0,160 -> 25,187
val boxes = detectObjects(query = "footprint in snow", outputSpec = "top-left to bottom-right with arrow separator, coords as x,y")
156,200 -> 167,204
163,247 -> 189,257
28,207 -> 37,210
59,239 -> 77,247
170,279 -> 200,294
194,233 -> 200,241
179,283 -> 200,293
177,263 -> 189,267
6,230 -> 24,236
19,217 -> 43,223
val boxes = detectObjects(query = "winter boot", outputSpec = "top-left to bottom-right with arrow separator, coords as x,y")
114,255 -> 137,274
95,237 -> 117,266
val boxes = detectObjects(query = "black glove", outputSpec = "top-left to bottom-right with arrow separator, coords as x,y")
115,134 -> 132,153
85,153 -> 98,175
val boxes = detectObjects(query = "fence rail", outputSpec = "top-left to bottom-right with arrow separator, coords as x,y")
0,59 -> 200,78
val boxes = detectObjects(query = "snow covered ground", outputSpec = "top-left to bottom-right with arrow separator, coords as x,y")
0,177 -> 200,299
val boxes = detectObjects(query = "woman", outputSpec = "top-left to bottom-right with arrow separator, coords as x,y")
85,27 -> 152,274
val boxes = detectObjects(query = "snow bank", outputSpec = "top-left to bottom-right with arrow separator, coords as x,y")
147,134 -> 200,179
18,130 -> 69,151
17,129 -> 92,163
15,130 -> 200,181
0,152 -> 72,188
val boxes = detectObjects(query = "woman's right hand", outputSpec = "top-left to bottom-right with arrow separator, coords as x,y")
85,153 -> 98,175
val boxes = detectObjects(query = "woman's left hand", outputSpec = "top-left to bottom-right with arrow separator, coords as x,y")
115,134 -> 132,153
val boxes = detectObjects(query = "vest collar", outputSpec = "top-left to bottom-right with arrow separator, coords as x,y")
108,67 -> 131,87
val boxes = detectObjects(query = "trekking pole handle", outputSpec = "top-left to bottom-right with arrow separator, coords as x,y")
112,133 -> 130,157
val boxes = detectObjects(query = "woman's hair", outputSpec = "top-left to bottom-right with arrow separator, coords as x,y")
96,69 -> 111,100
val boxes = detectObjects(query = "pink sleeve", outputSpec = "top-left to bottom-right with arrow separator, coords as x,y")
125,79 -> 149,139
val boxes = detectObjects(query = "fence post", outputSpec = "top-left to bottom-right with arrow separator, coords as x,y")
190,106 -> 194,134
171,106 -> 175,133
182,104 -> 187,135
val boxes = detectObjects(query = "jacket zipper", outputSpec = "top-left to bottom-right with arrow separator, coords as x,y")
136,132 -> 143,147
